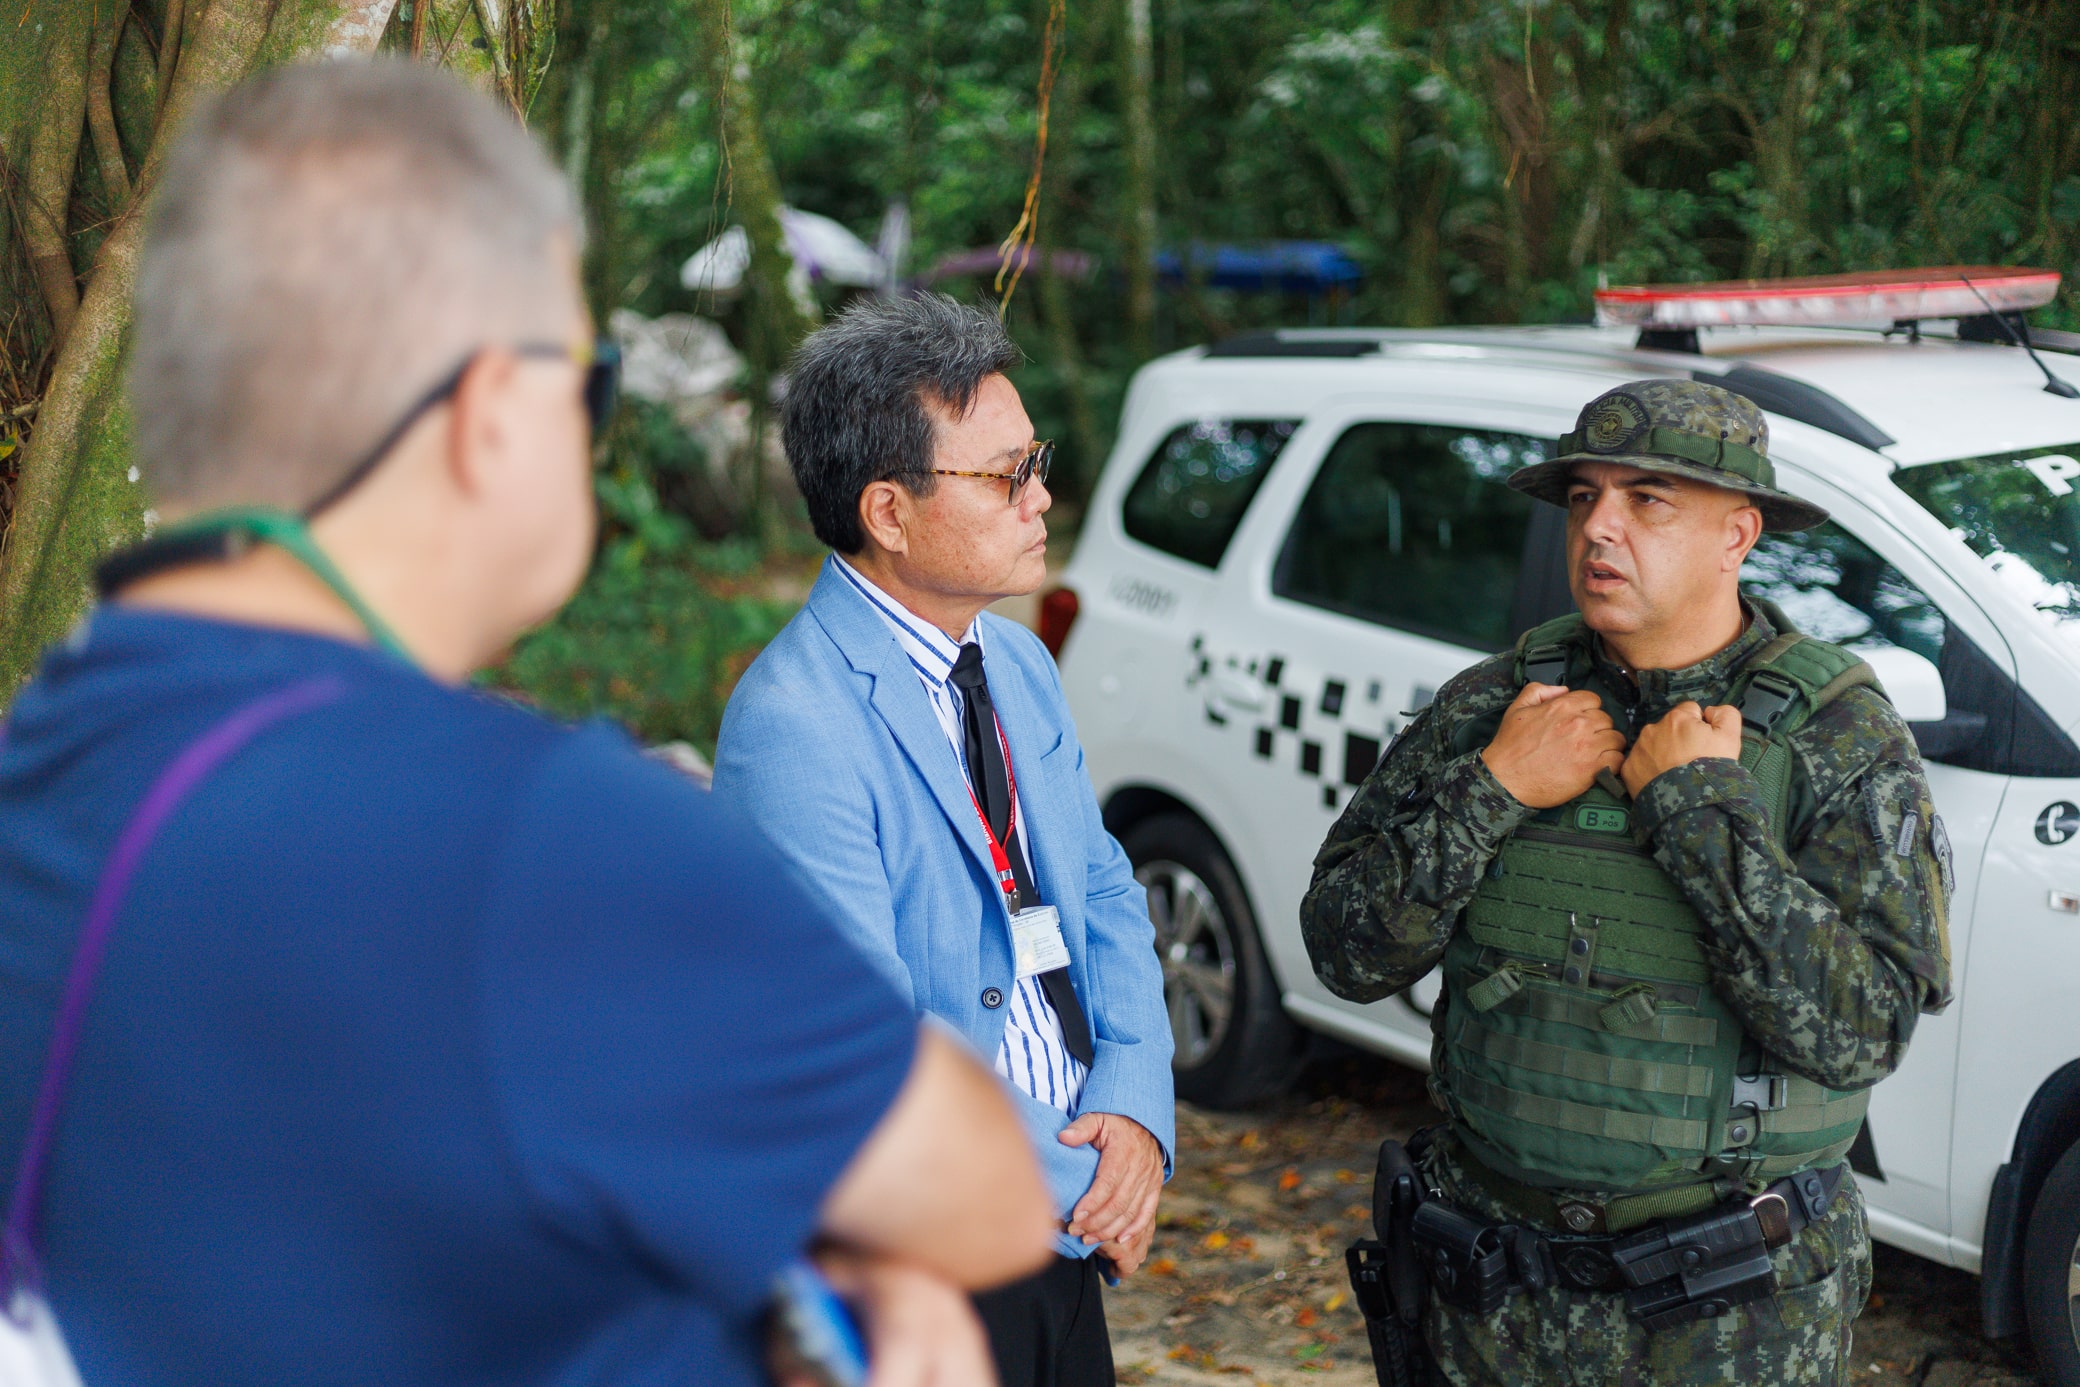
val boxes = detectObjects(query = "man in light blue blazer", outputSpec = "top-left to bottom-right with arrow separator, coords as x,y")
714,293 -> 1173,1387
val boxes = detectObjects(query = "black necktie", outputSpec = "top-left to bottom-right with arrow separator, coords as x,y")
946,643 -> 1095,1068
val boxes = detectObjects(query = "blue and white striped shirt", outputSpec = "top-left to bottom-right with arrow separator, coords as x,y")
835,557 -> 1088,1112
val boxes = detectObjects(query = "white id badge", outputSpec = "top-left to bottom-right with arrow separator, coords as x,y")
1009,905 -> 1071,979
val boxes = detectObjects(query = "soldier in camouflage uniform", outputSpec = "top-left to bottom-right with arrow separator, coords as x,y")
1306,380 -> 1952,1386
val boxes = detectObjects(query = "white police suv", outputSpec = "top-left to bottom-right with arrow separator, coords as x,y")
1041,269 -> 2080,1377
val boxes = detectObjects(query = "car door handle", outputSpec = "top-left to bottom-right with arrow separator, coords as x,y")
1207,670 -> 1267,713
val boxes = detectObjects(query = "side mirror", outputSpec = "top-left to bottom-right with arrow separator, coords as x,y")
1855,645 -> 1991,759
1857,645 -> 1947,723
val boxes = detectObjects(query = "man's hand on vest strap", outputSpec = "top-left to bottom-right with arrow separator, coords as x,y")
1480,683 -> 1627,809
1621,701 -> 1743,798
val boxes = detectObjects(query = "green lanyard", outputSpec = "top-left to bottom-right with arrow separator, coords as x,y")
121,506 -> 413,662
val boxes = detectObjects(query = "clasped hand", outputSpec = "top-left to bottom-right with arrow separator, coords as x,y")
1059,1112 -> 1164,1275
1480,684 -> 1743,809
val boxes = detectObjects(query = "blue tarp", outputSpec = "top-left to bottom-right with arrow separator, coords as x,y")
1155,242 -> 1364,294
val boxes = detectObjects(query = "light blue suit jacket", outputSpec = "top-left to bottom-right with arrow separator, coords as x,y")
714,558 -> 1175,1257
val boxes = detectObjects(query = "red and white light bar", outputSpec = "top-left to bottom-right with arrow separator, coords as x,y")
1595,266 -> 2062,330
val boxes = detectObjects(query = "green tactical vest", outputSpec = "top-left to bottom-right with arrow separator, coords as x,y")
1438,606 -> 1881,1194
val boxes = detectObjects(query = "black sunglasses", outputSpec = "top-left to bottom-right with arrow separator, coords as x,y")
304,337 -> 622,519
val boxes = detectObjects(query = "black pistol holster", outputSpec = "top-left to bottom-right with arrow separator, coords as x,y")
1349,1130 -> 1848,1366
1345,1137 -> 1437,1387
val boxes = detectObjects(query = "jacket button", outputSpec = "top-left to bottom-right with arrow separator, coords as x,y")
1570,937 -> 1590,956
981,987 -> 1005,1009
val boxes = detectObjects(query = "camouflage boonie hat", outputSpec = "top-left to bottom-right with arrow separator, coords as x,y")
1507,378 -> 1829,532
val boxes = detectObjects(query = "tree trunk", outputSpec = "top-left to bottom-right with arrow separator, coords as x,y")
20,5 -> 95,355
85,9 -> 133,209
559,4 -> 607,195
1037,256 -> 1101,504
1035,27 -> 1103,501
690,0 -> 816,530
1120,0 -> 1157,360
468,0 -> 519,109
0,0 -> 564,696
155,0 -> 188,121
692,0 -> 817,362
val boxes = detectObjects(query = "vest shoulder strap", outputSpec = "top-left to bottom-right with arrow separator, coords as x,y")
1732,627 -> 1884,741
1513,613 -> 1588,688
1510,605 -> 1887,738
1732,617 -> 1887,834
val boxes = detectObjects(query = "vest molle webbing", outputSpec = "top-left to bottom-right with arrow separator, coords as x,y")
1438,607 -> 1878,1195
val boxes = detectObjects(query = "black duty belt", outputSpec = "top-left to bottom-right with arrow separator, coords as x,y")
1412,1161 -> 1846,1330
1347,1128 -> 1851,1369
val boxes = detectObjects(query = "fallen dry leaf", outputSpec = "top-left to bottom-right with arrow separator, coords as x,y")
1203,1230 -> 1230,1250
1278,1168 -> 1303,1191
1295,1308 -> 1320,1327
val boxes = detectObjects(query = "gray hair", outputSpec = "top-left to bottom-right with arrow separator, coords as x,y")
781,292 -> 1022,554
131,58 -> 582,511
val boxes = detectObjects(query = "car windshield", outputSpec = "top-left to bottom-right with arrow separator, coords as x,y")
1894,444 -> 2080,659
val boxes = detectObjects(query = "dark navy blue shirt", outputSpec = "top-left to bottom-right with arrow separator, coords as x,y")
0,606 -> 916,1387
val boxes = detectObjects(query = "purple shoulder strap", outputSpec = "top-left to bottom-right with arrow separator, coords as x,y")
1,676 -> 344,1295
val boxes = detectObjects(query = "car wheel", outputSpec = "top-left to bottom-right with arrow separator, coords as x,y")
2024,1140 -> 2080,1385
1124,813 -> 1303,1110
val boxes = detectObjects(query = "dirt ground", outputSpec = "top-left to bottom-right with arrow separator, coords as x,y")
1106,1055 -> 2041,1386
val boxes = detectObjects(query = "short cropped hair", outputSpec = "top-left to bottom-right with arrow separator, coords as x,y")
131,59 -> 581,511
781,293 -> 1022,553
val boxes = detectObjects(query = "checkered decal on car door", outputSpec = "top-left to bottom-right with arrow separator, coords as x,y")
1185,634 -> 1429,812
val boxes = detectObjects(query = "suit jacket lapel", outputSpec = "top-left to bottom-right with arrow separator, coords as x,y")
985,635 -> 1086,922
806,560 -> 1000,888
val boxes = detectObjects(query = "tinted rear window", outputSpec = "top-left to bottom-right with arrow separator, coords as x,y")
1274,422 -> 1545,651
1121,419 -> 1300,568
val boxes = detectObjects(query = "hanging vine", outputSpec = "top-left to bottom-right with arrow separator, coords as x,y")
993,0 -> 1066,315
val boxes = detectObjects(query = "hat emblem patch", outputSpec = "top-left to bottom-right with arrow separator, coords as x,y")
1582,394 -> 1649,453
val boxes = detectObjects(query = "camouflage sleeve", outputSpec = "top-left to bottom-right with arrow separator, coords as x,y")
1630,688 -> 1954,1091
1301,700 -> 1533,1003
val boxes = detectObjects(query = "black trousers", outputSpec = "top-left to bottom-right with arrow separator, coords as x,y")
972,1253 -> 1114,1387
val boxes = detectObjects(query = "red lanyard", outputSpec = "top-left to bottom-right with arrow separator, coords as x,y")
961,715 -> 1023,908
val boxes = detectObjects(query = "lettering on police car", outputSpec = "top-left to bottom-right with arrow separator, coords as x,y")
1107,574 -> 1178,619
2023,454 -> 2080,497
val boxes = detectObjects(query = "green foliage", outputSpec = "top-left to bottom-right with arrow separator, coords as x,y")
492,415 -> 812,752
536,0 -> 2080,524
499,0 -> 2080,741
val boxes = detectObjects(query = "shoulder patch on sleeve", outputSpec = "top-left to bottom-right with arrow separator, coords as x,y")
1930,812 -> 1955,897
1796,683 -> 1910,808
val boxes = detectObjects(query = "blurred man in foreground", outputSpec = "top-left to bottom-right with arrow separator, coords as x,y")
0,60 -> 1052,1387
715,294 -> 1174,1387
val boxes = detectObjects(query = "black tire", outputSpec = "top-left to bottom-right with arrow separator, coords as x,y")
1122,812 -> 1305,1109
2024,1139 -> 2080,1385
